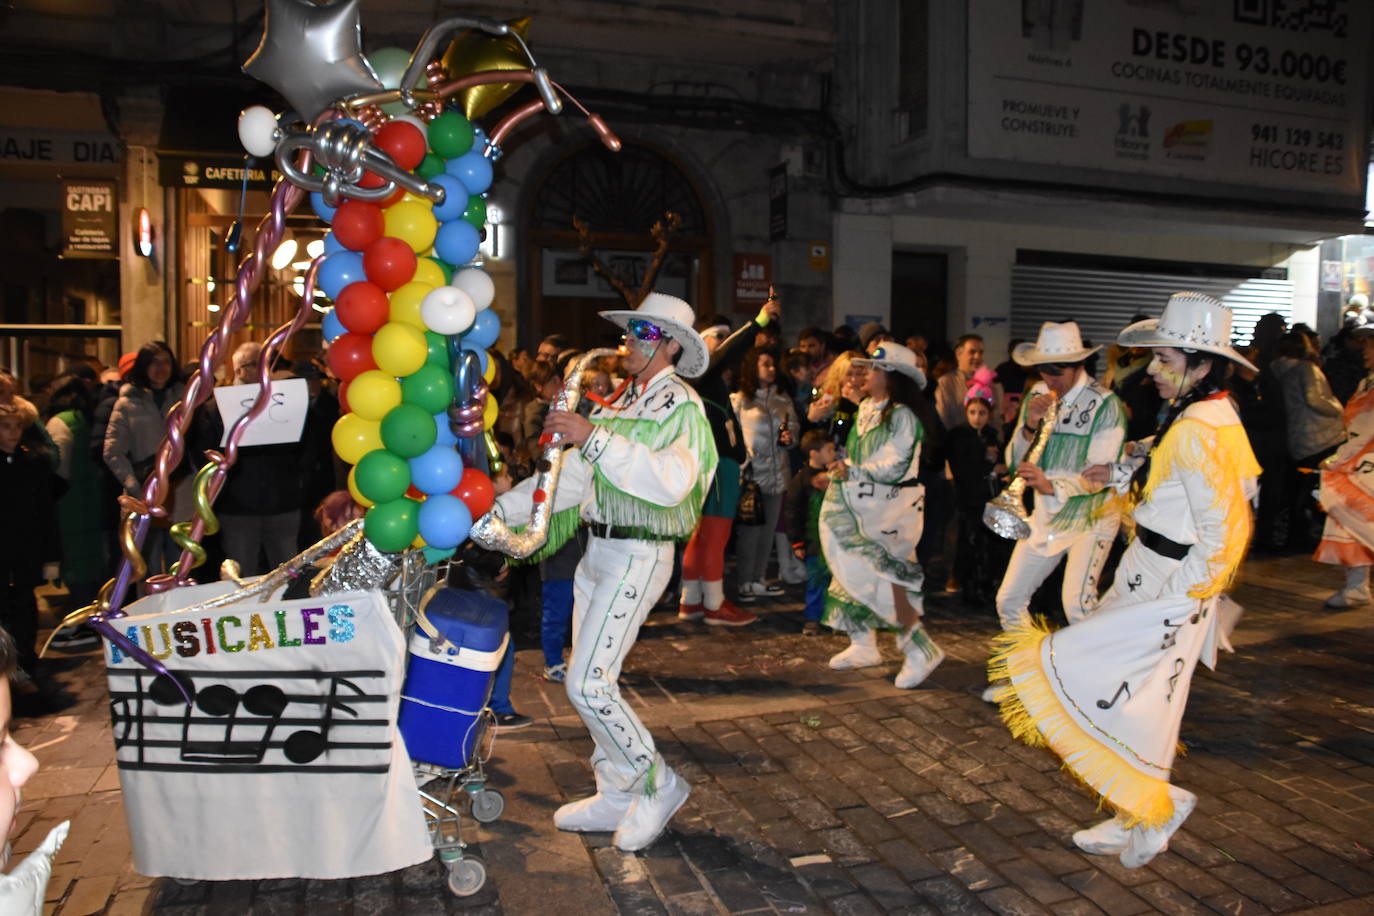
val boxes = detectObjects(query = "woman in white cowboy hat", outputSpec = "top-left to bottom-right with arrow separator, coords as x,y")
818,342 -> 945,688
1314,321 -> 1374,607
491,291 -> 717,852
990,292 -> 1261,869
984,321 -> 1127,702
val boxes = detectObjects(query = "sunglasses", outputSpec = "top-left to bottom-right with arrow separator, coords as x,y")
1039,363 -> 1073,377
625,318 -> 665,342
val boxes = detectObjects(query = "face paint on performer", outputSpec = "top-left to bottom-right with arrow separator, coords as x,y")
620,318 -> 665,377
1147,347 -> 1211,400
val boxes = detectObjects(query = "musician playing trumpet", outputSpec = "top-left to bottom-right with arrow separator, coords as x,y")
985,322 -> 1126,702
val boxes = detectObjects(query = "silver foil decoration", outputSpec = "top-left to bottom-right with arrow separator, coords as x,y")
241,0 -> 383,122
275,120 -> 444,208
308,525 -> 404,595
469,348 -> 614,558
984,396 -> 1061,540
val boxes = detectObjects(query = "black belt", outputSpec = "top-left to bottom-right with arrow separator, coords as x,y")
1137,525 -> 1190,560
587,522 -> 673,542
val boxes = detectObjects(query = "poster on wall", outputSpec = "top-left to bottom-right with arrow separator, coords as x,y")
61,179 -> 118,259
733,253 -> 771,310
966,0 -> 1370,197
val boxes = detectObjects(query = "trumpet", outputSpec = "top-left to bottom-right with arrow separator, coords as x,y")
983,395 -> 1061,540
469,348 -> 615,558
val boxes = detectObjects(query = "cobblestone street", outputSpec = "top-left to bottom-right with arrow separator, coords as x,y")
19,551 -> 1374,915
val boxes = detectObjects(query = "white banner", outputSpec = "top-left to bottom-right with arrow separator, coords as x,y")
967,0 -> 1369,196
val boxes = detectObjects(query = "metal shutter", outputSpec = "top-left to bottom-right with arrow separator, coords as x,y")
1010,265 -> 1294,347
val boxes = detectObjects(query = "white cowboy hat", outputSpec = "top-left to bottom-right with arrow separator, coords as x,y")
599,292 -> 710,378
853,342 -> 927,390
1116,291 -> 1257,372
1013,321 -> 1100,367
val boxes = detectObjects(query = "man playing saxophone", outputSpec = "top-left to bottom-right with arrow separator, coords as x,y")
985,322 -> 1126,702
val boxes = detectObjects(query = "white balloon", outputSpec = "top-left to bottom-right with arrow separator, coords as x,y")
420,285 -> 477,336
452,267 -> 495,311
237,105 -> 280,158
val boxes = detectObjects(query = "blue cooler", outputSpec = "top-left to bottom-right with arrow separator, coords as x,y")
399,587 -> 509,768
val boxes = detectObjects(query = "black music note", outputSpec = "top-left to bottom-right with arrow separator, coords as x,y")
1356,458 -> 1374,474
1160,616 -> 1184,650
1096,681 -> 1130,710
154,674 -> 289,765
1126,573 -> 1143,593
623,584 -> 638,600
1167,659 -> 1186,702
283,677 -> 364,764
855,482 -> 876,499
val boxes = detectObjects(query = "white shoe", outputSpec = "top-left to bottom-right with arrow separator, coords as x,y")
981,682 -> 1007,704
750,580 -> 785,597
894,645 -> 945,689
553,761 -> 636,833
736,582 -> 758,603
1073,816 -> 1131,855
1324,588 -> 1371,608
1119,787 -> 1197,868
614,767 -> 690,852
828,643 -> 883,670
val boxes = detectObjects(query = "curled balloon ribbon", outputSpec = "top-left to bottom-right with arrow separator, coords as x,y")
168,461 -> 223,576
469,349 -> 613,558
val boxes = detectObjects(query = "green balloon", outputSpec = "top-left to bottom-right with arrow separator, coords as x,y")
417,153 -> 445,180
461,196 -> 487,230
401,364 -> 456,413
365,497 -> 420,552
354,449 -> 411,504
380,403 -> 438,458
429,257 -> 454,284
428,111 -> 475,160
425,330 -> 451,369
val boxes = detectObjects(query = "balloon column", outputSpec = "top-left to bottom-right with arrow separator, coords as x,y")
315,107 -> 504,555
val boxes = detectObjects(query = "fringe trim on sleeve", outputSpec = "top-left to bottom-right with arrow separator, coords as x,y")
509,505 -> 582,566
1140,418 -> 1260,599
988,620 -> 1176,829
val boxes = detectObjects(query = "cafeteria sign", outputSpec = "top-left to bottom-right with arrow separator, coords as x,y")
62,179 -> 118,259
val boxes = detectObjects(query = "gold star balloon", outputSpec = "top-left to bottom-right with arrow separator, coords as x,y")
440,17 -> 534,120
243,0 -> 384,121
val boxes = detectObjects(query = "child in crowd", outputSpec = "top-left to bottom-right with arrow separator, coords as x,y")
944,371 -> 1007,606
445,542 -> 532,731
786,430 -> 836,635
537,528 -> 585,683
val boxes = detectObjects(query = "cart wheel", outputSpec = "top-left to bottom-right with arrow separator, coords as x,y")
447,856 -> 487,897
470,789 -> 505,823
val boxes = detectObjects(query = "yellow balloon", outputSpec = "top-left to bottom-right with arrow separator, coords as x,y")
383,200 -> 438,255
347,369 -> 402,421
411,532 -> 428,549
401,191 -> 433,208
482,356 -> 496,383
412,258 -> 446,288
332,412 -> 383,465
373,322 -> 429,377
348,466 -> 375,508
440,17 -> 533,120
482,392 -> 498,430
389,280 -> 434,329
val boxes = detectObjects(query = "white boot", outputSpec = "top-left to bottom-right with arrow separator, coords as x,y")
776,533 -> 807,584
554,761 -> 636,833
1073,816 -> 1131,855
1325,565 -> 1371,608
981,680 -> 1008,704
828,629 -> 883,670
613,760 -> 691,852
1119,786 -> 1197,868
894,626 -> 944,689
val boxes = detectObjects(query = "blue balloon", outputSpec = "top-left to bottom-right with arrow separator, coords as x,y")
463,308 -> 501,350
323,232 -> 346,255
433,412 -> 458,447
321,308 -> 346,343
430,173 -> 470,222
410,444 -> 464,495
310,191 -> 337,223
462,344 -> 489,375
433,220 -> 481,267
417,493 -> 472,549
445,150 -> 493,196
317,251 -> 366,301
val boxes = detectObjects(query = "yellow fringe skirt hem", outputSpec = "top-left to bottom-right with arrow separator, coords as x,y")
988,620 -> 1176,829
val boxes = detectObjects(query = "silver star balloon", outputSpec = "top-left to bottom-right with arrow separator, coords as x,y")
243,0 -> 383,121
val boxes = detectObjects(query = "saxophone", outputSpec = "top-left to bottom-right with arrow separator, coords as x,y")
468,348 -> 616,558
983,395 -> 1061,540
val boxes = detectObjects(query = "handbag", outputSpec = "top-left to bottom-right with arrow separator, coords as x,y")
736,466 -> 765,526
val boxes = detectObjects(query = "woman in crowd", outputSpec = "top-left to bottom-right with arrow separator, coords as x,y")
103,341 -> 189,575
820,342 -> 945,689
1314,323 -> 1374,607
807,350 -> 867,447
730,347 -> 797,600
991,292 -> 1260,869
1269,331 -> 1344,548
943,369 -> 1006,606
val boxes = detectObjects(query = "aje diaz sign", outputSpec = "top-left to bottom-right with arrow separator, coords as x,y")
62,179 -> 118,259
966,0 -> 1369,196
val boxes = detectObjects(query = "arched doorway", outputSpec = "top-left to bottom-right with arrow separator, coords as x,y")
524,140 -> 712,350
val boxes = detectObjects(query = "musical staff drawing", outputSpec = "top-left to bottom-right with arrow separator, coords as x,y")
107,668 -> 391,774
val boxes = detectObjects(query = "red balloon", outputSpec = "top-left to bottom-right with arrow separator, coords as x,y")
334,281 -> 390,334
331,200 -> 384,251
406,483 -> 425,500
358,169 -> 386,189
451,467 -> 494,518
375,121 -> 426,171
363,237 -> 417,291
380,185 -> 406,209
327,332 -> 379,382
338,379 -> 352,414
